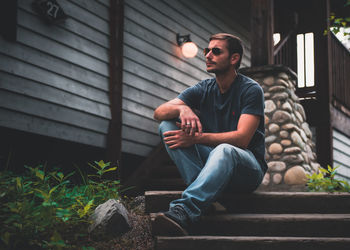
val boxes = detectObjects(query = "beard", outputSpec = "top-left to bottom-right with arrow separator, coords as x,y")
206,64 -> 231,74
206,54 -> 232,74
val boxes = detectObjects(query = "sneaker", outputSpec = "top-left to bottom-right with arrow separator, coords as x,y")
153,206 -> 189,236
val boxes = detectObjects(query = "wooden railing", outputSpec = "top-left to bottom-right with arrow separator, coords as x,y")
274,31 -> 297,73
330,33 -> 350,110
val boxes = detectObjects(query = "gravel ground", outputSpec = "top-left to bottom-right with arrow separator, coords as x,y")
88,196 -> 155,250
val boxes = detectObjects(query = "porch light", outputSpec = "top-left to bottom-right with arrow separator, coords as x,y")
177,34 -> 198,58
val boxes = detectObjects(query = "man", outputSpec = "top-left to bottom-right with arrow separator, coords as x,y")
153,33 -> 267,236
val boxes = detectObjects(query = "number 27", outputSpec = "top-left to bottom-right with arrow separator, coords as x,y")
46,1 -> 59,18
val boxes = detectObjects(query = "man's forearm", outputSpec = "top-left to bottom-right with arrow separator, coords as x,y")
154,103 -> 183,121
194,131 -> 249,149
193,114 -> 259,149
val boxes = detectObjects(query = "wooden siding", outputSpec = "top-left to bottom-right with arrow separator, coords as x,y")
122,0 -> 251,156
0,0 -> 110,147
333,129 -> 350,182
0,0 -> 251,157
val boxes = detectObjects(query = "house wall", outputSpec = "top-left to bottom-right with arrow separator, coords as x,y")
0,0 -> 251,159
333,129 -> 350,182
122,0 -> 251,156
0,0 -> 111,147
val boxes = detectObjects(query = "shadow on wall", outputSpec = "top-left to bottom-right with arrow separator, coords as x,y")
0,126 -> 105,174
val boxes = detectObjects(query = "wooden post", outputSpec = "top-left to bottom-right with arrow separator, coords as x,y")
107,0 -> 124,178
251,0 -> 274,66
313,0 -> 333,167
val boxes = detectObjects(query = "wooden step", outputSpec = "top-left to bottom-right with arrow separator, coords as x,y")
151,213 -> 350,237
145,191 -> 350,213
193,213 -> 350,237
156,236 -> 350,250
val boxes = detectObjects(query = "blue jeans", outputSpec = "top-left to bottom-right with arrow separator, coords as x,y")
159,120 -> 264,222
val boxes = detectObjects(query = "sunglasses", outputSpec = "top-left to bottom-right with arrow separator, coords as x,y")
203,47 -> 223,56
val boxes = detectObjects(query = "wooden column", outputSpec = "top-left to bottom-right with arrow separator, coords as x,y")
313,0 -> 333,167
107,0 -> 124,178
251,0 -> 274,66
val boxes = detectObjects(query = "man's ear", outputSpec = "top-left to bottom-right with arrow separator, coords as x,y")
230,53 -> 240,66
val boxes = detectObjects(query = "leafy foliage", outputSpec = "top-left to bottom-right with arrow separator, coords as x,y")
0,161 -> 122,249
306,165 -> 350,192
324,0 -> 350,40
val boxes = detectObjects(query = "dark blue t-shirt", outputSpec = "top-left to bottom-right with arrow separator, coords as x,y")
178,73 -> 267,173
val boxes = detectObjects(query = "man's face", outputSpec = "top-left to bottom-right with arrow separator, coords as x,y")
205,39 -> 232,74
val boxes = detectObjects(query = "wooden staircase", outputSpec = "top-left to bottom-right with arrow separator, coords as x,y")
146,190 -> 350,250
131,146 -> 350,249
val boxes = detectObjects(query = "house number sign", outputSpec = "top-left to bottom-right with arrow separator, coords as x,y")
32,0 -> 67,24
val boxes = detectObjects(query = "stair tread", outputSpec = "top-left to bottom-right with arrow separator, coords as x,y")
146,190 -> 350,197
157,236 -> 350,241
151,213 -> 350,220
156,236 -> 350,250
146,190 -> 350,213
151,212 -> 350,237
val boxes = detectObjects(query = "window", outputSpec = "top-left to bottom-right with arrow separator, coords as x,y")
297,33 -> 315,88
273,33 -> 281,46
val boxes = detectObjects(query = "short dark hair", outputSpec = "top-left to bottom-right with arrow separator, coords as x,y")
209,33 -> 243,69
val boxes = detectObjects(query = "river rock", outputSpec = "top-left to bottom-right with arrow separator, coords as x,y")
272,110 -> 291,123
278,72 -> 289,82
262,173 -> 270,185
295,103 -> 306,120
295,111 -> 304,123
264,92 -> 271,98
263,76 -> 275,86
281,139 -> 292,146
282,123 -> 296,131
276,78 -> 289,87
280,130 -> 289,138
265,135 -> 277,144
273,173 -> 283,184
284,166 -> 307,185
265,100 -> 276,113
291,131 -> 305,149
269,86 -> 286,92
273,92 -> 289,101
282,154 -> 304,164
269,123 -> 280,133
282,101 -> 293,112
302,123 -> 312,138
284,147 -> 302,154
268,161 -> 286,172
269,143 -> 283,154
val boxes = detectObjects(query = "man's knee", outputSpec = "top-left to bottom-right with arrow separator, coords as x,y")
159,120 -> 178,135
209,144 -> 243,167
211,143 -> 237,156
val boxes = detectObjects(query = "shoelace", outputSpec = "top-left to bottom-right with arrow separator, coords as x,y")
172,206 -> 187,220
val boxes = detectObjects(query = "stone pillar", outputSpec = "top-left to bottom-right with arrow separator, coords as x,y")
240,65 -> 321,191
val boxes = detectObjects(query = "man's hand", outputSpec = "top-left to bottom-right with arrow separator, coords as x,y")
163,123 -> 197,149
179,105 -> 202,136
154,98 -> 202,136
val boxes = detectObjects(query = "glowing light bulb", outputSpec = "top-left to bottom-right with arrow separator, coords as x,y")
181,42 -> 198,58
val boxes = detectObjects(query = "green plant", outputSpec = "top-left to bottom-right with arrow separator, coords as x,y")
306,165 -> 350,192
0,160 -> 123,249
324,0 -> 350,41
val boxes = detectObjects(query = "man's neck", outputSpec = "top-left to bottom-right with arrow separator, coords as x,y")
215,69 -> 238,94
